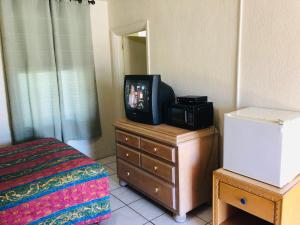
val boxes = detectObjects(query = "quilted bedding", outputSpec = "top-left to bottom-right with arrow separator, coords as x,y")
0,138 -> 111,225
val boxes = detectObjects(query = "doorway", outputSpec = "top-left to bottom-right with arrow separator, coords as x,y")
111,20 -> 150,119
123,30 -> 147,75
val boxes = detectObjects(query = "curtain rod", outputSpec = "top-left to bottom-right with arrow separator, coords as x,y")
70,0 -> 96,5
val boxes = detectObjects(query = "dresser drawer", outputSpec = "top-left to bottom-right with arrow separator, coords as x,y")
141,154 -> 175,183
219,182 -> 275,223
118,159 -> 176,209
116,130 -> 140,148
117,159 -> 140,186
140,138 -> 175,163
117,144 -> 140,166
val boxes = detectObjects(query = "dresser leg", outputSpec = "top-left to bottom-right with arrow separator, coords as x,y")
174,213 -> 186,223
119,180 -> 128,187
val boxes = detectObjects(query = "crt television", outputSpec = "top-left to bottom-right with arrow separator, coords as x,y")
124,75 -> 175,125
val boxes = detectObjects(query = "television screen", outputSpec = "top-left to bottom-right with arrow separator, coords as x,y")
125,79 -> 150,112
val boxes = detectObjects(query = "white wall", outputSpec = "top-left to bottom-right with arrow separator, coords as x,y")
108,0 -> 240,136
0,36 -> 12,147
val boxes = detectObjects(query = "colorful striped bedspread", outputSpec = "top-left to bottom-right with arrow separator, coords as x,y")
0,138 -> 111,225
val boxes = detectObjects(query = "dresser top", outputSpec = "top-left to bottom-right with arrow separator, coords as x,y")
113,119 -> 216,145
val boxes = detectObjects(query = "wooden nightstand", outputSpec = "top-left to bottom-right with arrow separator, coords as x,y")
114,119 -> 218,222
213,169 -> 300,225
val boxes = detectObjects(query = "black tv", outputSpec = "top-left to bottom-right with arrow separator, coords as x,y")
124,75 -> 175,125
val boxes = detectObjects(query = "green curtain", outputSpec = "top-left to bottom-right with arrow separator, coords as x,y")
0,0 -> 101,143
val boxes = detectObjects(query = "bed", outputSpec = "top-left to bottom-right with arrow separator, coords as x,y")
0,138 -> 111,225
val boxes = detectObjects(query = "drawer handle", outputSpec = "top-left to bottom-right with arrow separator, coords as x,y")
154,147 -> 158,152
153,166 -> 158,171
125,153 -> 129,157
154,187 -> 159,193
127,172 -> 130,176
240,198 -> 246,205
125,137 -> 128,142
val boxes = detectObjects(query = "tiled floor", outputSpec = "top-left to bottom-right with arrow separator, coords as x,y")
98,155 -> 212,225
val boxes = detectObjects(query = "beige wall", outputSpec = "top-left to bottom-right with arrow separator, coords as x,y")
108,0 -> 300,120
108,0 -> 300,163
108,0 -> 240,136
123,36 -> 147,74
238,0 -> 300,111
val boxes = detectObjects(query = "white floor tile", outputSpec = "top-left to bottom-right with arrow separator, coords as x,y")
106,161 -> 117,170
110,195 -> 125,211
152,214 -> 206,225
129,198 -> 165,220
101,206 -> 147,225
98,155 -> 116,165
195,205 -> 212,222
103,165 -> 116,176
109,174 -> 121,191
111,186 -> 142,204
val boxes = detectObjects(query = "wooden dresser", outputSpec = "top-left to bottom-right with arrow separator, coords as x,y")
113,119 -> 218,222
213,169 -> 300,225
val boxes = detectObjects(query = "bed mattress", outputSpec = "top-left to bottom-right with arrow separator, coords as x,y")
0,138 -> 110,225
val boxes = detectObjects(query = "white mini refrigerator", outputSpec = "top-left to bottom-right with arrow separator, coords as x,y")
224,107 -> 300,188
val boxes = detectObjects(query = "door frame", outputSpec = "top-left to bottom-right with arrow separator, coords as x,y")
110,20 -> 150,119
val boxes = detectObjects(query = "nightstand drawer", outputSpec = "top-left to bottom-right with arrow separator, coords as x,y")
118,159 -> 176,210
140,138 -> 175,163
117,144 -> 140,166
219,182 -> 275,223
141,154 -> 175,183
116,130 -> 140,148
